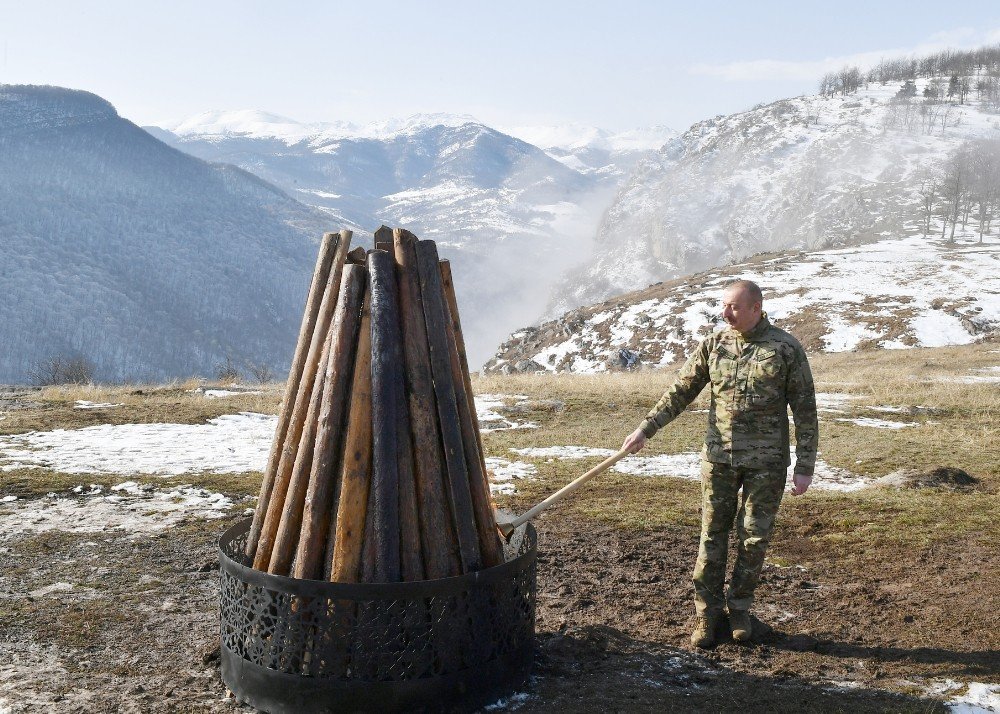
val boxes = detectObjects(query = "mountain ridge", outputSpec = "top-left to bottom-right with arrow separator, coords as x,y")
0,84 -> 330,383
548,75 -> 1000,317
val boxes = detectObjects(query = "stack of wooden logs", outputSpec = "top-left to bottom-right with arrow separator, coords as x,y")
245,227 -> 503,583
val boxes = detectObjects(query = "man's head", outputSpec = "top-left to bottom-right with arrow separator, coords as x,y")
721,280 -> 763,334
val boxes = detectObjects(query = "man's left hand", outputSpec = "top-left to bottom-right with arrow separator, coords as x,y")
790,472 -> 812,496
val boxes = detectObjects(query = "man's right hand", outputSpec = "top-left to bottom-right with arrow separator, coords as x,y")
621,429 -> 648,454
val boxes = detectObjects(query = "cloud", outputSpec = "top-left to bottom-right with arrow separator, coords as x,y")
689,27 -> 1000,82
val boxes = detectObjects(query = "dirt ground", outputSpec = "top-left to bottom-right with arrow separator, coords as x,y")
2,506 -> 996,713
523,517 -> 998,713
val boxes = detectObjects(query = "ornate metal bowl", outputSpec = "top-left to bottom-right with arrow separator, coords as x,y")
218,519 -> 536,713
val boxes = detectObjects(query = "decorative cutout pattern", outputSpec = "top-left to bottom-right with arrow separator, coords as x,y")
219,520 -> 536,681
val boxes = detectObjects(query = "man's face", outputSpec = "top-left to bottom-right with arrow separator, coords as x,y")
721,287 -> 762,333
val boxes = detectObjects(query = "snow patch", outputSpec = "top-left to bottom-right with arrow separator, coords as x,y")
815,392 -> 862,413
475,394 -> 538,433
823,315 -> 882,352
835,417 -> 919,429
937,369 -> 1000,384
511,446 -> 616,460
921,679 -> 1000,713
613,453 -> 870,491
0,412 -> 275,475
0,483 -> 235,536
485,457 -> 537,495
199,389 -> 263,398
613,452 -> 703,478
948,682 -> 1000,713
74,400 -> 122,409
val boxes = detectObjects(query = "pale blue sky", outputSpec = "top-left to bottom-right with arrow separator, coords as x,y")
3,1 -> 1000,131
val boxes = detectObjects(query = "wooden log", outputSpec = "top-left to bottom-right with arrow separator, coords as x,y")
266,330 -> 333,575
438,260 -> 488,477
439,260 -> 504,568
392,228 -> 461,579
346,246 -> 368,265
266,321 -> 333,575
253,230 -> 353,570
328,293 -> 373,583
291,264 -> 367,580
247,232 -> 338,557
374,224 -> 393,253
363,249 -> 403,583
395,338 -> 424,583
415,240 -> 482,573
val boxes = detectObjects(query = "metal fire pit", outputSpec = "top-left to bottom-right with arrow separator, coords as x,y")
218,519 -> 537,713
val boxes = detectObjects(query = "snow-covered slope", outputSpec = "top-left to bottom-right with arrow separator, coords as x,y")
485,233 -> 999,373
149,111 -> 633,364
0,85 -> 329,383
551,77 -> 1000,315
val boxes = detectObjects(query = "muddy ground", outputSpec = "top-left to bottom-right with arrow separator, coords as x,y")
2,506 -> 996,713
524,517 -> 997,712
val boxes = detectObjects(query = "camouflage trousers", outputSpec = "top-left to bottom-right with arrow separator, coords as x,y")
693,461 -> 786,616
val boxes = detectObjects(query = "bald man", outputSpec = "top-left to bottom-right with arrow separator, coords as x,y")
622,279 -> 818,649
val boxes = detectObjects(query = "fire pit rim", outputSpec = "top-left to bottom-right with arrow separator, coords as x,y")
219,518 -> 536,598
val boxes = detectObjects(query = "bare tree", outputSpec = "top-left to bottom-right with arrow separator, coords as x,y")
918,178 -> 937,234
30,355 -> 96,385
968,138 -> 1000,242
216,355 -> 241,383
246,360 -> 274,384
940,150 -> 969,243
940,103 -> 955,136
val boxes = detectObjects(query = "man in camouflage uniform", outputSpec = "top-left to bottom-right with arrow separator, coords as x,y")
621,280 -> 818,648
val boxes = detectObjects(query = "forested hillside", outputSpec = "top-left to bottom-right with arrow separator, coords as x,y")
0,85 -> 328,383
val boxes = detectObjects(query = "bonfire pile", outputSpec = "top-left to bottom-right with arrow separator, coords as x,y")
245,227 -> 503,582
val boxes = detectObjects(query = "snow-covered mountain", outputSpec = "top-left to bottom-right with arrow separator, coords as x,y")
551,76 -> 1000,316
500,123 -> 676,176
149,111 -> 654,364
485,232 -> 999,373
0,85 -> 329,383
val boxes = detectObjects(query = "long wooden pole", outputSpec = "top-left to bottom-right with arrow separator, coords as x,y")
346,246 -> 367,265
247,232 -> 338,557
439,261 -> 489,484
415,240 -> 482,573
292,264 -> 367,581
395,359 -> 425,582
252,230 -> 352,569
374,224 -> 393,253
392,228 -> 459,579
266,322 -> 333,575
364,249 -> 402,583
328,293 -> 372,583
439,260 -> 504,568
497,450 -> 631,540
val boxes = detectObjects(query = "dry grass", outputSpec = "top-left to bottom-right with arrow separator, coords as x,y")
0,382 -> 283,435
0,343 -> 995,552
476,341 -> 1000,549
475,341 -> 1000,482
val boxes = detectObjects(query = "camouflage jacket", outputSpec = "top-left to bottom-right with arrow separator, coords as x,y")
639,314 -> 818,474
